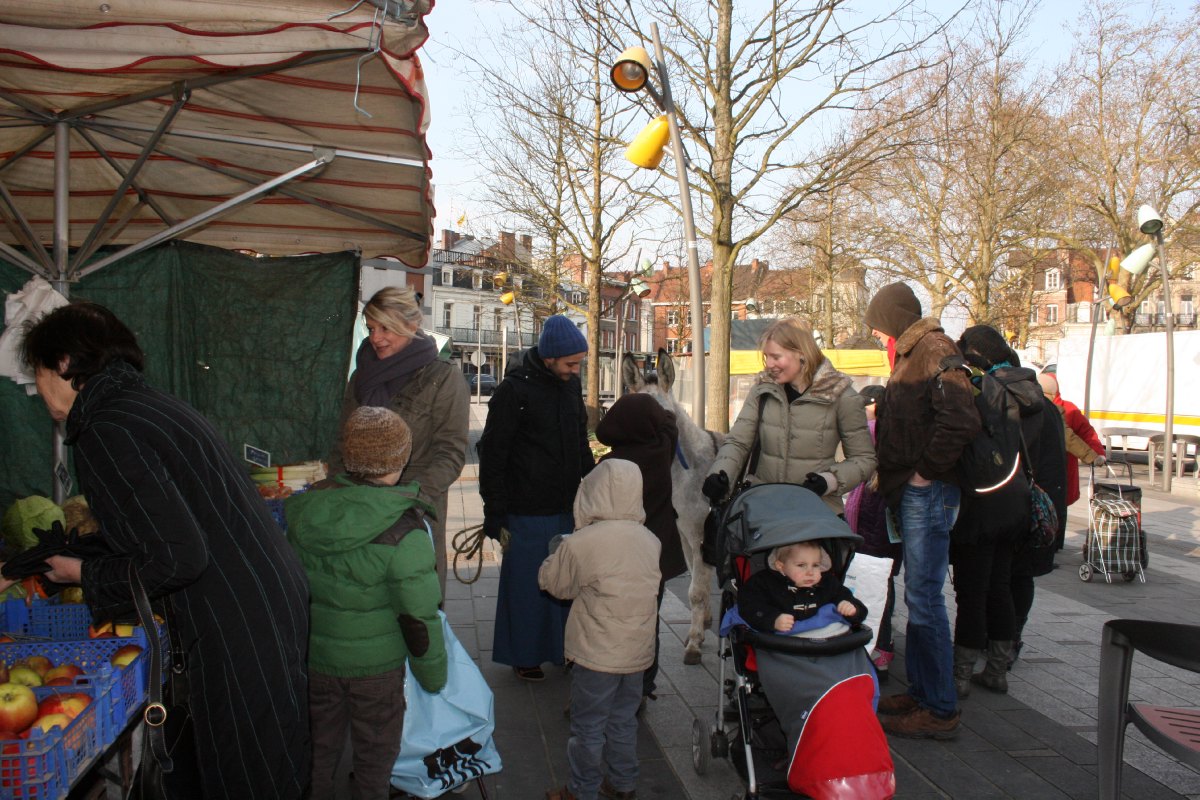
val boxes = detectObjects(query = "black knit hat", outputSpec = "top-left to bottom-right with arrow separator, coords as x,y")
958,325 -> 1018,370
864,283 -> 922,339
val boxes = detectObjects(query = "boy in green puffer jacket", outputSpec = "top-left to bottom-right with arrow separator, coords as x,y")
285,406 -> 446,799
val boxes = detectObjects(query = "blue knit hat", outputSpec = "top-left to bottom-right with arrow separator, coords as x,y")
538,315 -> 588,358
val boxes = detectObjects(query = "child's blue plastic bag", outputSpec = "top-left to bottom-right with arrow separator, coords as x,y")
391,611 -> 502,797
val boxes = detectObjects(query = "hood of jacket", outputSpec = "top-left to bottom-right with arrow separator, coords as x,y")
865,283 -> 923,339
285,476 -> 425,555
894,317 -> 945,356
990,366 -> 1045,417
573,459 -> 646,528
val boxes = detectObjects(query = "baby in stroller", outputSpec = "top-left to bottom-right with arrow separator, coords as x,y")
705,483 -> 894,800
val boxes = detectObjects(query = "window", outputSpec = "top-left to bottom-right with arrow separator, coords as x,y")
1046,304 -> 1059,323
492,309 -> 502,330
441,268 -> 453,285
667,310 -> 680,327
1029,307 -> 1038,325
704,312 -> 712,325
666,338 -> 679,353
472,271 -> 482,290
442,303 -> 452,329
1045,268 -> 1061,291
571,291 -> 582,305
602,330 -> 613,348
1181,295 -> 1194,316
627,301 -> 637,321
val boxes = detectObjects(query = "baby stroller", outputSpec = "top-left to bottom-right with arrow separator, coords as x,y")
1081,463 -> 1148,584
694,483 -> 894,800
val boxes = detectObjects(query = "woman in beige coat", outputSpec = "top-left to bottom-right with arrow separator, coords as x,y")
328,286 -> 470,590
704,318 -> 875,515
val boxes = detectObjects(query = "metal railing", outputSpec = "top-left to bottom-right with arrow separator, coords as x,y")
441,326 -> 536,347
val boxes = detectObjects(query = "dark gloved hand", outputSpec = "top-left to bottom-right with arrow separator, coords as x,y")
1,520 -> 112,596
801,472 -> 829,496
482,515 -> 506,541
702,471 -> 729,504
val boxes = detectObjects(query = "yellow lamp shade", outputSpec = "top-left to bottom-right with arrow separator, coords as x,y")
494,271 -> 508,288
611,46 -> 651,92
1107,282 -> 1133,309
1107,255 -> 1121,280
626,116 -> 670,170
500,291 -> 515,305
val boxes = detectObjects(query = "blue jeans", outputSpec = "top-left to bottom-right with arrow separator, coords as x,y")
899,480 -> 960,716
568,666 -> 642,800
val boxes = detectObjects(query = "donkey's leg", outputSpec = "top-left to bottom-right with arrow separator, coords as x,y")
678,512 -> 711,666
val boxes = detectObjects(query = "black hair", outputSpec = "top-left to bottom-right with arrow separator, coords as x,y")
20,301 -> 144,389
859,383 -> 885,406
958,324 -> 1020,371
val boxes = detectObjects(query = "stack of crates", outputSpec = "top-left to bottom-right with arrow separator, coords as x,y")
0,598 -> 160,799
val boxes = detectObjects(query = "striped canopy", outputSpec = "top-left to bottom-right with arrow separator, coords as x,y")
0,0 -> 435,278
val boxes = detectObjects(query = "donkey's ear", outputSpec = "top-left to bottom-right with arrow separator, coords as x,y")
656,349 -> 675,394
621,353 -> 644,392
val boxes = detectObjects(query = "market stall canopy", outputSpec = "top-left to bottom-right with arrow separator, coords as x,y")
0,0 -> 435,275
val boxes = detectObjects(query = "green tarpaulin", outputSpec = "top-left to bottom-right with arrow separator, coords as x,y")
1,240 -> 359,511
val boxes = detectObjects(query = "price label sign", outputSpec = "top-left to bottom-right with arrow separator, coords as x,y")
244,444 -> 271,468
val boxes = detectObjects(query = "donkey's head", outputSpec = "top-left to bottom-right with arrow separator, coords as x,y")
622,349 -> 679,414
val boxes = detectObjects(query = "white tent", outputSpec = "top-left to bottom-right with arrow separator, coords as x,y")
0,0 -> 436,278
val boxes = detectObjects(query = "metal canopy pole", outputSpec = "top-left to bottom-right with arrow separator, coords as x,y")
0,179 -> 54,271
75,151 -> 336,279
51,122 -> 71,503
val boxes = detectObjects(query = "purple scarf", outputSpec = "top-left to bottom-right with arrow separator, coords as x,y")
352,333 -> 438,407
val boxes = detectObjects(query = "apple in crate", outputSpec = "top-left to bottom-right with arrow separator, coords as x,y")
7,666 -> 42,688
0,683 -> 38,733
38,692 -> 90,720
28,712 -> 71,735
110,645 -> 143,668
43,664 -> 83,686
16,656 -> 52,678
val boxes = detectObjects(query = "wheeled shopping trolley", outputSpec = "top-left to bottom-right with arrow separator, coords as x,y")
1081,464 -> 1147,583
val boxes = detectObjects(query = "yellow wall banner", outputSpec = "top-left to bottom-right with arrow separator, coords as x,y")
729,349 -> 890,377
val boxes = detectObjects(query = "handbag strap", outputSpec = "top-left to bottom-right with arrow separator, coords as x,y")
739,393 -> 770,487
129,563 -> 174,772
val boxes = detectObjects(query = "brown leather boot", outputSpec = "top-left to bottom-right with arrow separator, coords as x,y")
880,706 -> 961,740
599,778 -> 638,799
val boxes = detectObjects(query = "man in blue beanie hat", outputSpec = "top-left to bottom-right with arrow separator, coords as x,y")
478,315 -> 595,681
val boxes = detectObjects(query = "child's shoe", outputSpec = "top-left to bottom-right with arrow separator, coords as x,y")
599,778 -> 637,799
871,648 -> 894,683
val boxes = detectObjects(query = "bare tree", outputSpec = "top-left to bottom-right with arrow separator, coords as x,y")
608,0 -> 953,429
462,0 -> 654,415
1053,0 -> 1200,331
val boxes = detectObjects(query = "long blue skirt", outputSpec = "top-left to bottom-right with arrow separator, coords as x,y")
493,513 -> 573,667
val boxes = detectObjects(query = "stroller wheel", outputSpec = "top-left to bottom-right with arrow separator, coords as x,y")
692,718 -> 710,775
1123,571 -> 1137,582
1079,564 -> 1092,582
710,724 -> 730,759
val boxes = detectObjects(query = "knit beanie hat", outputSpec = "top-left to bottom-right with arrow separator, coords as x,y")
864,282 -> 922,339
859,383 -> 885,408
538,315 -> 589,358
958,325 -> 1018,370
1037,372 -> 1059,399
342,406 -> 412,476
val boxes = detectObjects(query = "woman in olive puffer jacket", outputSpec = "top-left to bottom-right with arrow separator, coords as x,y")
705,317 -> 876,515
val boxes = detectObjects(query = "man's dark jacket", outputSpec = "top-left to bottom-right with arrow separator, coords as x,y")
874,318 -> 981,506
478,346 -> 595,518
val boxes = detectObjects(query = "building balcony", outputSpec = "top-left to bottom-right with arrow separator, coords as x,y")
438,326 -> 536,348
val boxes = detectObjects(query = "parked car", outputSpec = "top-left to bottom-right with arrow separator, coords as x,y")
467,373 -> 497,395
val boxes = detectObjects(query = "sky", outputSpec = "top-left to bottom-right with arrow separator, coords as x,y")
417,1 -> 1184,251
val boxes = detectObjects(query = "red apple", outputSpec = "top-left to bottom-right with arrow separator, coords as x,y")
14,656 -> 52,678
7,667 -> 41,688
110,645 -> 142,668
42,664 -> 83,686
88,623 -> 114,639
37,693 -> 90,721
0,683 -> 38,733
28,713 -> 71,735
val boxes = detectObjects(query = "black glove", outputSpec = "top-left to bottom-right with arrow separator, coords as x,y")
801,472 -> 829,496
482,515 -> 506,541
702,471 -> 729,504
1,520 -> 112,595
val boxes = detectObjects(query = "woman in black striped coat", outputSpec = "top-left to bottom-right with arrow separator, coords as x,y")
18,302 -> 311,799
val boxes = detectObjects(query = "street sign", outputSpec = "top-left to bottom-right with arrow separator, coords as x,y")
470,350 -> 484,367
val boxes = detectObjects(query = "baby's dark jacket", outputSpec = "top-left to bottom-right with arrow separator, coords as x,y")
737,569 -> 867,632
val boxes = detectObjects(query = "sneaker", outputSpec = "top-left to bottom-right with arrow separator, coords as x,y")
870,649 -> 894,682
880,707 -> 960,740
599,778 -> 637,799
876,693 -> 919,716
514,666 -> 545,682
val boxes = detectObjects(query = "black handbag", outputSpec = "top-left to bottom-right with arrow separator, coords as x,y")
126,565 -> 199,800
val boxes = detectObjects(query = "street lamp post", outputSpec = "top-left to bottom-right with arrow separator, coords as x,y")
611,25 -> 705,425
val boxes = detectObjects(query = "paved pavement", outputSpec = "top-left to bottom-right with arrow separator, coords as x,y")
441,398 -> 1200,800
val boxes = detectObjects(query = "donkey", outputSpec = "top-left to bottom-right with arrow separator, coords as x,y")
621,350 -> 723,665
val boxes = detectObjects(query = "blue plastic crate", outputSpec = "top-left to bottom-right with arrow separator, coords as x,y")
0,678 -> 108,799
0,600 -> 90,643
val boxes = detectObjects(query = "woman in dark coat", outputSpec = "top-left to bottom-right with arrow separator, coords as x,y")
596,392 -> 687,700
16,302 -> 311,800
950,325 -> 1066,695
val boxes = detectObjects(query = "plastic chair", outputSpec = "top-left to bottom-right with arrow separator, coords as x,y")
1097,619 -> 1200,799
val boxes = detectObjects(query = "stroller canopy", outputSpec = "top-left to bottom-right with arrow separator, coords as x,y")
723,483 -> 862,556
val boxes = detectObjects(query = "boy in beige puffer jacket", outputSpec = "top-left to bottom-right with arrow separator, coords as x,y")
539,459 -> 661,800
